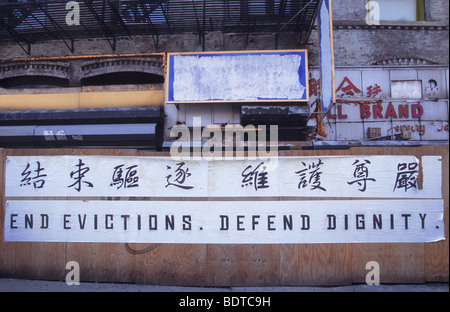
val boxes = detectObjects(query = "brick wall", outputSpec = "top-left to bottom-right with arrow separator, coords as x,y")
331,27 -> 449,66
425,0 -> 450,22
0,1 -> 448,67
332,0 -> 449,23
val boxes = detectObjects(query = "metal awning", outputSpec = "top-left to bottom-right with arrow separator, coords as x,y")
0,0 -> 321,54
241,105 -> 310,124
241,105 -> 313,141
0,123 -> 160,148
0,106 -> 163,125
0,106 -> 164,148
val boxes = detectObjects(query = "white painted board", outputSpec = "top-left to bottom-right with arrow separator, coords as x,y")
5,155 -> 443,198
166,50 -> 309,103
4,200 -> 444,243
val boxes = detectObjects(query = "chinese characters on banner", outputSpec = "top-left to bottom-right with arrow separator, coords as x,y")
5,155 -> 442,198
4,155 -> 444,244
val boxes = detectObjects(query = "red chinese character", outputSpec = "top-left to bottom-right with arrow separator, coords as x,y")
309,77 -> 321,97
367,84 -> 382,98
336,77 -> 361,97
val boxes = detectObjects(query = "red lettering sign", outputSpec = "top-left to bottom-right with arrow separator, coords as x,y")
360,104 -> 371,119
398,104 -> 409,118
358,103 -> 424,120
412,104 -> 424,118
327,105 -> 348,119
373,104 -> 383,119
385,104 -> 398,119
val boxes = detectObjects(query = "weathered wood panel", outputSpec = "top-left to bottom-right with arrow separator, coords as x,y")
424,145 -> 449,282
0,146 -> 448,286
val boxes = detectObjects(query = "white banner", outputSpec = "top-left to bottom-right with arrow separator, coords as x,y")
4,155 -> 442,198
4,200 -> 444,243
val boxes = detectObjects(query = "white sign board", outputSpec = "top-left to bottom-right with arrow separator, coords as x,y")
166,50 -> 309,103
4,155 -> 444,244
391,80 -> 423,99
5,155 -> 442,198
4,200 -> 444,244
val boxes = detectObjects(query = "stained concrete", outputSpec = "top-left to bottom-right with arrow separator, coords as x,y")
0,278 -> 448,292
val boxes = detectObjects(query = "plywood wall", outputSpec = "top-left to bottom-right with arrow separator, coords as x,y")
0,146 -> 448,286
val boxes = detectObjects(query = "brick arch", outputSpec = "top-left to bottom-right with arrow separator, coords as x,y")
80,56 -> 164,80
372,57 -> 438,66
0,61 -> 71,81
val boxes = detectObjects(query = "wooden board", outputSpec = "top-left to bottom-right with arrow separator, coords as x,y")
1,147 -> 448,286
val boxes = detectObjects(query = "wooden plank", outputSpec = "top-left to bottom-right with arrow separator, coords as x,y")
139,244 -> 207,286
280,244 -> 352,286
62,150 -> 134,283
205,244 -> 280,287
352,243 -> 425,284
236,245 -> 279,286
350,145 -> 449,284
0,148 -> 16,278
283,149 -> 352,286
133,244 -> 161,285
13,149 -> 66,280
65,242 -> 107,282
350,146 -> 425,284
92,243 -> 135,283
424,145 -> 449,282
1,147 -> 448,286
206,245 -> 240,286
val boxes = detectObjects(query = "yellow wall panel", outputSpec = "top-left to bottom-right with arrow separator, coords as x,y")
0,90 -> 163,111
